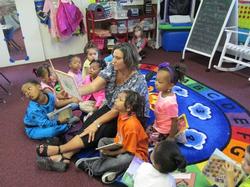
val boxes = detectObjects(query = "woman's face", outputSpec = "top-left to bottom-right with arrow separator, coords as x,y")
21,83 -> 41,101
112,49 -> 127,71
89,62 -> 101,80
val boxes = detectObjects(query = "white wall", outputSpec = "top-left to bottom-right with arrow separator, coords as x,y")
0,0 -> 89,68
39,0 -> 88,60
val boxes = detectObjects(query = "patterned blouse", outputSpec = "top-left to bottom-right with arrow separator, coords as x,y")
99,63 -> 150,117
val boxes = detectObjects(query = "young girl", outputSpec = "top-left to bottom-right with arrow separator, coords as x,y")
67,55 -> 84,87
224,145 -> 250,187
33,64 -> 79,108
80,59 -> 106,113
134,140 -> 187,187
147,62 -> 186,146
82,42 -> 99,79
131,25 -> 147,60
22,80 -> 70,140
75,90 -> 148,184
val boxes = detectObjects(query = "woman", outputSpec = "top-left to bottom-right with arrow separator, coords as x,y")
36,43 -> 150,171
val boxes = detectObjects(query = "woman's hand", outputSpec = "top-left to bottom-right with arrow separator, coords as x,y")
80,122 -> 99,142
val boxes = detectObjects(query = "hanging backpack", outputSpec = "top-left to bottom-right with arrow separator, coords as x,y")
56,0 -> 83,38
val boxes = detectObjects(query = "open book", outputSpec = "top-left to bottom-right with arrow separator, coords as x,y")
47,104 -> 72,121
202,149 -> 244,187
49,59 -> 82,101
96,142 -> 122,151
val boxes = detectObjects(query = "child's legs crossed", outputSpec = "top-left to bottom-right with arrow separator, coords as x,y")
91,153 -> 134,176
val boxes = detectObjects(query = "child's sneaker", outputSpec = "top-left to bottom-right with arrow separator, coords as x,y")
75,157 -> 100,176
101,171 -> 118,184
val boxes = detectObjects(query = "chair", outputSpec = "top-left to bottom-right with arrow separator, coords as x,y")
3,26 -> 22,51
214,27 -> 250,81
0,72 -> 11,103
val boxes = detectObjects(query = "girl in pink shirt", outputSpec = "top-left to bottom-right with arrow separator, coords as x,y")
147,62 -> 186,146
79,59 -> 106,114
33,64 -> 79,108
67,55 -> 84,87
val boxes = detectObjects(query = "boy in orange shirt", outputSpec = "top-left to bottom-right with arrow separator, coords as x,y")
75,90 -> 148,184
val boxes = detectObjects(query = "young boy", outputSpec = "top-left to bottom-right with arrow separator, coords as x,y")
22,80 -> 73,140
224,145 -> 250,187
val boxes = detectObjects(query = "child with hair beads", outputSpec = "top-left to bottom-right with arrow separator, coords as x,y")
147,62 -> 186,146
223,145 -> 250,187
80,59 -> 106,114
75,90 -> 148,184
131,25 -> 147,60
33,64 -> 79,109
22,80 -> 70,140
82,42 -> 98,79
134,140 -> 186,187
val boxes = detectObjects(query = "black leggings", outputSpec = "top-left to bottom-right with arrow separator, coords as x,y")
80,105 -> 117,148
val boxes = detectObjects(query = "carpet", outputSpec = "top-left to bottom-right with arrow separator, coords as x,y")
77,64 -> 250,186
140,64 -> 250,186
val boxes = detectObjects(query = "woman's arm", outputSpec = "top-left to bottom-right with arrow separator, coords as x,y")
79,108 -> 119,142
78,76 -> 106,96
55,97 -> 79,108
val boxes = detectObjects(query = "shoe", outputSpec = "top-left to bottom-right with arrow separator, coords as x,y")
75,156 -> 100,168
36,155 -> 69,172
75,157 -> 100,176
101,171 -> 118,184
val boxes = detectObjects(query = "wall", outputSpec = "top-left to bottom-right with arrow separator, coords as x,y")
0,0 -> 88,68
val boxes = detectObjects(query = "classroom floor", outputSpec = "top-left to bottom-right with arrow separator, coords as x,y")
0,48 -> 249,187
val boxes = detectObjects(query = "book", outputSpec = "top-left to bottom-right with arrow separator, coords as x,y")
172,173 -> 196,187
202,149 -> 244,187
47,104 -> 72,121
121,156 -> 144,187
96,142 -> 122,151
54,69 -> 82,101
176,113 -> 189,137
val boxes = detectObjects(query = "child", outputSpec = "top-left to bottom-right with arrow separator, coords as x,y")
131,25 -> 147,60
147,62 -> 186,146
22,80 -> 70,140
67,55 -> 84,87
82,42 -> 98,79
75,90 -> 148,184
134,140 -> 187,187
80,59 -> 106,113
33,64 -> 79,108
224,145 -> 250,187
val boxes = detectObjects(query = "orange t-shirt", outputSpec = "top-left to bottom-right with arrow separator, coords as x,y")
114,114 -> 148,162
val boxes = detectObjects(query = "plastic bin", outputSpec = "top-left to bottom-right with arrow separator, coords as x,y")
161,31 -> 189,52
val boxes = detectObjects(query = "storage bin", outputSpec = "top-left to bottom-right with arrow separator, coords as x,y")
161,31 -> 189,52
